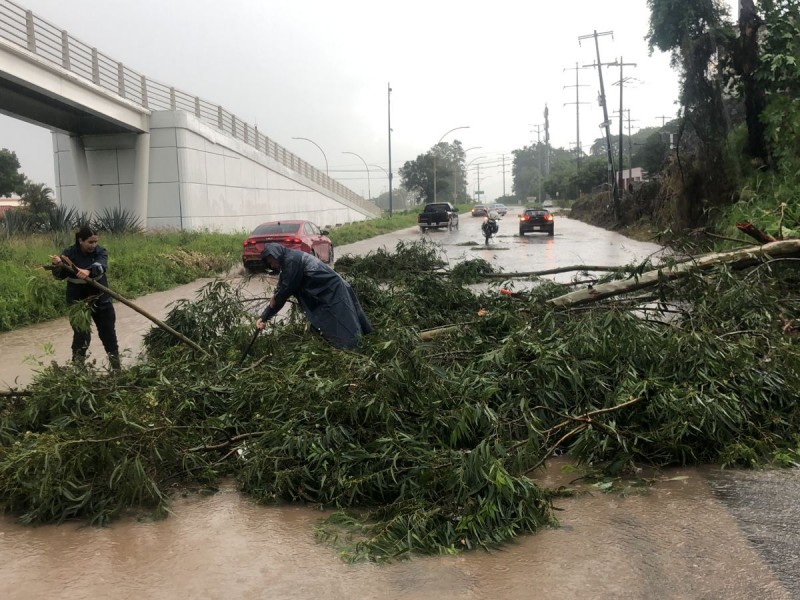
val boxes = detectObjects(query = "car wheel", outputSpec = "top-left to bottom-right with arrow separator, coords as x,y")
420,226 -> 426,233
548,228 -> 554,237
518,229 -> 525,236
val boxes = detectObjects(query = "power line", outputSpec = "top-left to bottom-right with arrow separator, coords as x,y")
564,62 -> 590,173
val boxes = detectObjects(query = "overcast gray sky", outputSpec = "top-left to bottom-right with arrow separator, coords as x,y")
0,0 -> 738,202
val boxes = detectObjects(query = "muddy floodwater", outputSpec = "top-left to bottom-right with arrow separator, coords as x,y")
1,212 -> 798,599
1,462 -> 795,599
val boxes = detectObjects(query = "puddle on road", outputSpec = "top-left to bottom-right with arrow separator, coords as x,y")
1,461 -> 792,600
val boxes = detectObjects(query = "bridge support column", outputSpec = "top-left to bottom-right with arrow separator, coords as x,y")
68,136 -> 95,215
132,132 -> 150,230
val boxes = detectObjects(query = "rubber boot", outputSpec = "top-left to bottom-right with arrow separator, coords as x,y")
108,353 -> 121,371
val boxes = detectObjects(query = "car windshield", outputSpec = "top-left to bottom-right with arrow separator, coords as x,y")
525,210 -> 549,216
252,222 -> 301,235
424,203 -> 451,212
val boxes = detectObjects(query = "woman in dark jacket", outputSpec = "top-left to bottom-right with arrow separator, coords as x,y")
50,226 -> 120,369
256,243 -> 372,349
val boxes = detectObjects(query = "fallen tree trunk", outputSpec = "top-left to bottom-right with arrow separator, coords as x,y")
548,240 -> 800,308
482,265 -> 623,278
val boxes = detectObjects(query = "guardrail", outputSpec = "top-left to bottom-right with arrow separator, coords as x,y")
0,0 -> 379,215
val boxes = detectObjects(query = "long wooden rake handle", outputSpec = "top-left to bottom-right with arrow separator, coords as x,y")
57,255 -> 209,357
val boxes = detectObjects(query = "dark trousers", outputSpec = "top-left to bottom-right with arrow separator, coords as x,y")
71,302 -> 119,359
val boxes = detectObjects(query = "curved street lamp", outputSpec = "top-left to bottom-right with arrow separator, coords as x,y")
369,164 -> 389,178
466,155 -> 487,169
292,137 -> 329,177
343,151 -> 371,200
369,164 -> 392,208
456,146 -> 483,203
433,125 -> 469,203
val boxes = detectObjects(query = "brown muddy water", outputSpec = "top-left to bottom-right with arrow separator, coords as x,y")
1,216 -> 798,598
0,460 -> 794,600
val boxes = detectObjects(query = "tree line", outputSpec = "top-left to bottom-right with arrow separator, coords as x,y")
397,0 -> 799,239
0,148 -> 57,226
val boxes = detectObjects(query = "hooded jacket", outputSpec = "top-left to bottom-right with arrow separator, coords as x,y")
260,243 -> 372,349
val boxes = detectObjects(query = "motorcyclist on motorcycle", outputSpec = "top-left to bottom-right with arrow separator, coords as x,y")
482,209 -> 500,244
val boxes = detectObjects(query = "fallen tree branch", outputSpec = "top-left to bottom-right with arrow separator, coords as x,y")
481,265 -> 626,279
519,397 -> 646,474
736,221 -> 776,244
548,240 -> 800,308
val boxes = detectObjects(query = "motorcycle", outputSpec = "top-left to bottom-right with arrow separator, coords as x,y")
482,215 -> 499,244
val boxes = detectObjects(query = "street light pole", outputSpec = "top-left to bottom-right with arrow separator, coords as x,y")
369,163 -> 391,206
433,125 -> 469,203
458,146 -> 482,204
343,151 -> 371,200
291,137 -> 328,177
387,83 -> 393,216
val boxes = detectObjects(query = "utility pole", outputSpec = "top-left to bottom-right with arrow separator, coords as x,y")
655,114 -> 670,128
387,82 -> 393,216
501,154 -> 508,197
610,57 -> 637,194
531,124 -> 544,203
544,104 -> 551,176
579,30 -> 619,220
476,163 -> 482,202
614,108 -> 639,181
564,62 -> 589,173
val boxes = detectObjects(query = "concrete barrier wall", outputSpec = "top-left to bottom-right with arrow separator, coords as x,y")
54,110 -> 375,232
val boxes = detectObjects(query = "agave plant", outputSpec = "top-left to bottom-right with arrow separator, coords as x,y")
92,207 -> 143,234
44,205 -> 79,233
0,208 -> 38,236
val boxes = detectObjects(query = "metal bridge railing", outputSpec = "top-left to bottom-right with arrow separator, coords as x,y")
0,0 -> 379,215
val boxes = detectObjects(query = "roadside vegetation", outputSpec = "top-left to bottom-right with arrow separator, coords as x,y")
0,190 -> 472,332
1,240 -> 797,561
515,2 -> 800,254
0,230 -> 242,332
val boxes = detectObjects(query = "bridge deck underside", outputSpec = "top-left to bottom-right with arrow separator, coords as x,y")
0,75 -> 132,135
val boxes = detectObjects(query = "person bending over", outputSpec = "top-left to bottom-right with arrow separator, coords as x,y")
256,243 -> 372,349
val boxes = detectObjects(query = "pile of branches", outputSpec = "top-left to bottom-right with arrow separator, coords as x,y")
1,240 -> 799,561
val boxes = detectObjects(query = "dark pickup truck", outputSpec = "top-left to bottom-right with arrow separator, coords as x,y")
417,202 -> 459,232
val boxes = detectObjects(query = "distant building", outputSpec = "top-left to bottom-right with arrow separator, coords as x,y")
0,197 -> 21,217
620,168 -> 647,192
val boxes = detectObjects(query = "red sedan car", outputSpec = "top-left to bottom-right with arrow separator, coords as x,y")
242,220 -> 334,272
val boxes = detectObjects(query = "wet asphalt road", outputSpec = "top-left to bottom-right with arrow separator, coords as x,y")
0,206 -> 797,598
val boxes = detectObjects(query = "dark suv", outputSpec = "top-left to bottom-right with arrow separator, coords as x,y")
519,208 -> 554,236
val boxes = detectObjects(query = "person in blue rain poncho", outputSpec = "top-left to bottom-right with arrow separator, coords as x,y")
256,243 -> 373,349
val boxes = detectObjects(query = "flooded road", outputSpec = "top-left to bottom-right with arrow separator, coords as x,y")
1,463 -> 793,600
1,209 -> 798,599
0,209 -> 664,389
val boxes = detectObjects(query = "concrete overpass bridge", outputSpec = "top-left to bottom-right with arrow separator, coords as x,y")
0,0 -> 381,231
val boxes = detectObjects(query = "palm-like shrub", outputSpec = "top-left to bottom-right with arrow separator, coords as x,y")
92,207 -> 143,234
